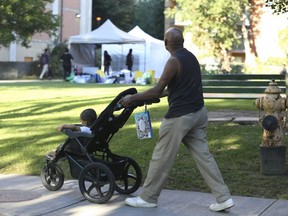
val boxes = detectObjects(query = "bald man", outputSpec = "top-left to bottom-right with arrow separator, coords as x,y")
120,27 -> 234,212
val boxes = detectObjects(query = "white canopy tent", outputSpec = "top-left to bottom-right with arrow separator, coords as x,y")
69,19 -> 144,67
102,26 -> 170,78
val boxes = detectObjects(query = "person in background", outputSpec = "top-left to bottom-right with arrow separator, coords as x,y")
39,48 -> 50,80
280,64 -> 287,75
61,48 -> 74,81
120,27 -> 234,212
104,50 -> 112,76
126,48 -> 134,77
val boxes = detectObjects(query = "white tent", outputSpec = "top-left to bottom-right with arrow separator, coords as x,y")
69,19 -> 144,66
102,26 -> 170,78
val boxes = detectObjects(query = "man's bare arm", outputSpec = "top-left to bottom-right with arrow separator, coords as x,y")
160,89 -> 168,98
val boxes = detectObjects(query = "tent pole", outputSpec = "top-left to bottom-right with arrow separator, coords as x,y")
144,41 -> 146,72
121,45 -> 123,71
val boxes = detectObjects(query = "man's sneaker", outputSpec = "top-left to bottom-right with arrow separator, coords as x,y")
125,196 -> 157,208
209,198 -> 234,212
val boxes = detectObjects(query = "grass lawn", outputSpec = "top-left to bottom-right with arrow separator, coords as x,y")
0,80 -> 288,200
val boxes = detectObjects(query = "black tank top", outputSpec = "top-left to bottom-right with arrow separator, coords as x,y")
165,48 -> 204,118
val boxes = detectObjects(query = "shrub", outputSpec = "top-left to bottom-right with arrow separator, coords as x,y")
50,42 -> 68,78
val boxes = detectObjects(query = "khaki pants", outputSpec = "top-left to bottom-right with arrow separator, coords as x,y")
140,107 -> 231,204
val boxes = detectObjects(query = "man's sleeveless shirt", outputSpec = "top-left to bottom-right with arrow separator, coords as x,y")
165,48 -> 204,118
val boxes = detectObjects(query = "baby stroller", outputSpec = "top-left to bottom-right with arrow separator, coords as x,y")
40,88 -> 159,204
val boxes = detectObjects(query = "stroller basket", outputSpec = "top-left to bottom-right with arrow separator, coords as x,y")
67,154 -> 127,180
68,156 -> 90,179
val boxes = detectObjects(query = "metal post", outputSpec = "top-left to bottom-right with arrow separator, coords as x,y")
60,0 -> 64,43
286,73 -> 288,107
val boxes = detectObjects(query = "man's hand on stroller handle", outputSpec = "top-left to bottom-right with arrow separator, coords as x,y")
118,95 -> 134,108
117,95 -> 160,110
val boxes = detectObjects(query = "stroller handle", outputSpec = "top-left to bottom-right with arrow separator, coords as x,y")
115,98 -> 160,111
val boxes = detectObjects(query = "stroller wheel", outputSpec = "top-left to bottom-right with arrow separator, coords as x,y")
79,162 -> 115,204
114,157 -> 142,194
41,163 -> 64,191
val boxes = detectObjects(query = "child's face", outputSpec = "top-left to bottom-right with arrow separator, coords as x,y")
80,118 -> 88,126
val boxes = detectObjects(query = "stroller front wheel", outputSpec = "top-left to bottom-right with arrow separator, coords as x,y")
79,162 -> 115,204
41,162 -> 64,191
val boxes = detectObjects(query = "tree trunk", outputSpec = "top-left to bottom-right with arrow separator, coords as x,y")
242,20 -> 256,66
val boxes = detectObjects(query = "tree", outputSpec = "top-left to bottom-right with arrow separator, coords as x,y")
49,42 -> 68,78
166,0 -> 244,59
92,0 -> 135,31
244,0 -> 264,64
92,0 -> 165,39
265,0 -> 288,14
165,0 -> 263,66
265,0 -> 288,58
278,28 -> 288,58
0,0 -> 59,47
133,0 -> 165,39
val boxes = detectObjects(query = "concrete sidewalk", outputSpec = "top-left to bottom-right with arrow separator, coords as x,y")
0,174 -> 287,216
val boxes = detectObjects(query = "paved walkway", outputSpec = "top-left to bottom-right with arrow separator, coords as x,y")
0,174 -> 288,216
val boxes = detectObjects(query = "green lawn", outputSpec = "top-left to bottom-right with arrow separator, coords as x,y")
0,81 -> 287,199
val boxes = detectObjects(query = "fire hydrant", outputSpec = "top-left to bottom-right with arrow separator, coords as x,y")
255,79 -> 287,175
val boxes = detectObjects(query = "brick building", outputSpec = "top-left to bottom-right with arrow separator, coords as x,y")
0,0 -> 92,62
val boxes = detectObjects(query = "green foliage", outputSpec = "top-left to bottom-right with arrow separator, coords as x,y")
50,42 -> 68,78
265,0 -> 288,14
133,0 -> 165,39
92,0 -> 135,31
0,0 -> 59,47
264,57 -> 287,65
279,28 -> 288,57
166,0 -> 247,59
92,0 -> 165,39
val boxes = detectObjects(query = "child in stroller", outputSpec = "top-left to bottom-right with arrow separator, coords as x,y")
47,108 -> 97,160
57,108 -> 97,133
41,88 -> 159,204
